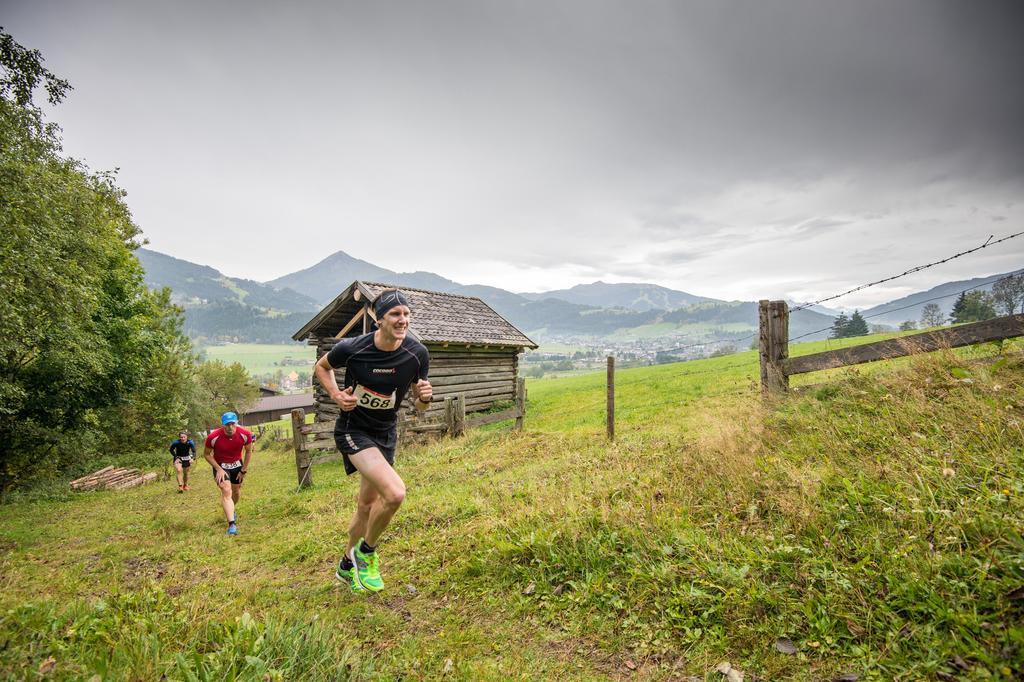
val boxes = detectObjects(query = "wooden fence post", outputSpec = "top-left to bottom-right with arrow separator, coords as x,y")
759,300 -> 790,393
514,377 -> 526,431
291,408 -> 312,488
454,394 -> 466,437
607,355 -> 615,440
445,397 -> 455,436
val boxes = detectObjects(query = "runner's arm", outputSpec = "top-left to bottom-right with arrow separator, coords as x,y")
241,439 -> 253,474
413,349 -> 432,411
315,355 -> 356,411
204,445 -> 226,483
413,379 -> 433,411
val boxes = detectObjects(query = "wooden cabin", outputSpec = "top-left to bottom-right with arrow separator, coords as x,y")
291,281 -> 538,427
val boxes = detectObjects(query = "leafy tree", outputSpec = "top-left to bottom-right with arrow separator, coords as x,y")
899,320 -> 917,331
920,303 -> 945,328
950,290 -> 997,324
992,274 -> 1024,316
0,28 -> 194,490
189,360 -> 259,431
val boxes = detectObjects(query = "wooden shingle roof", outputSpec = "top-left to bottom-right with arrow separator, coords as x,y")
292,281 -> 538,349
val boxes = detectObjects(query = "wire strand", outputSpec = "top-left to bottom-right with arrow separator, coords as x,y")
791,231 -> 1024,312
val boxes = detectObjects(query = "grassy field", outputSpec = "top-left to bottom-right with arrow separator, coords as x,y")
2,333 -> 1024,680
202,343 -> 315,377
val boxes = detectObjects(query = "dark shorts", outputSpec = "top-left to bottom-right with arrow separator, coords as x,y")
174,456 -> 192,469
335,428 -> 396,476
211,461 -> 245,485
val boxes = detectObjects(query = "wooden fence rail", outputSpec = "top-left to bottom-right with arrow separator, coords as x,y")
292,377 -> 527,488
759,299 -> 1024,393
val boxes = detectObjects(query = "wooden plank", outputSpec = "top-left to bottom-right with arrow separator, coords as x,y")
434,386 -> 515,400
70,466 -> 113,486
431,379 -> 511,394
306,438 -> 337,451
463,393 -> 514,407
784,314 -> 1024,376
300,421 -> 334,435
466,407 -> 520,427
427,347 -> 517,356
333,308 -> 366,339
429,367 -> 515,379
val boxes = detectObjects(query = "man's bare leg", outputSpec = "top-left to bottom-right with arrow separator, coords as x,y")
347,448 -> 406,548
231,484 -> 241,505
346,475 -> 379,555
174,461 -> 184,489
218,480 -> 235,523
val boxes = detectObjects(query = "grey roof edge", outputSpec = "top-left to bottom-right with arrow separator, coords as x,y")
293,280 -> 539,349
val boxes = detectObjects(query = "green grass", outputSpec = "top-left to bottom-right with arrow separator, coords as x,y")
202,343 -> 315,377
3,333 -> 1024,680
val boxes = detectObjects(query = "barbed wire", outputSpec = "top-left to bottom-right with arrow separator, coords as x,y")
790,230 -> 1024,313
788,269 -> 1020,344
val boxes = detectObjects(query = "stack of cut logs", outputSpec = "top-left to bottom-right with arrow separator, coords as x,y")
70,466 -> 158,491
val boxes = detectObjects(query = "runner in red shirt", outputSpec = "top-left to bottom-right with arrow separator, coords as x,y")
203,412 -> 254,536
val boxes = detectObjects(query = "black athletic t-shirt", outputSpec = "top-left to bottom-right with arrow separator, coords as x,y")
170,439 -> 196,459
325,332 -> 430,434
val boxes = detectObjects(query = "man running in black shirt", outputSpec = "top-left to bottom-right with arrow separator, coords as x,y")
170,431 -> 196,492
314,289 -> 432,593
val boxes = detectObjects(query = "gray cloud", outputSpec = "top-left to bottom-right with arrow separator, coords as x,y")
4,0 -> 1023,306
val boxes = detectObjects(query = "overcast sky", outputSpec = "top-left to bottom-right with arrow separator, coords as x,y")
6,0 -> 1023,307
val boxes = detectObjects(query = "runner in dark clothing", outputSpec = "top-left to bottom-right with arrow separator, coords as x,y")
170,432 -> 196,492
313,288 -> 432,593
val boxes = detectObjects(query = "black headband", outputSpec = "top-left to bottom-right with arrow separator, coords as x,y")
374,290 -> 410,318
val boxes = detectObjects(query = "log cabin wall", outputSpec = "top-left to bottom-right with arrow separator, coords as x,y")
309,335 -> 521,425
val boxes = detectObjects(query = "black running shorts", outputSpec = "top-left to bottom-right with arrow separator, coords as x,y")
211,460 -> 245,485
174,456 -> 192,469
334,428 -> 396,476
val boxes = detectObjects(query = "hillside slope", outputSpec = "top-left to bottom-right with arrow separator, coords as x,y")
2,335 -> 1022,679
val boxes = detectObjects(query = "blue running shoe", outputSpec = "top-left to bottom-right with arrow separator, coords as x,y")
227,523 -> 238,536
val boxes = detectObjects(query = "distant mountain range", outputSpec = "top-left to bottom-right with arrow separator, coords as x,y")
137,247 -> 1019,347
520,281 -> 718,311
137,249 -> 319,343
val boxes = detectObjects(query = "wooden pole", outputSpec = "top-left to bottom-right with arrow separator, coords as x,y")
514,377 -> 526,431
291,408 -> 312,488
444,397 -> 455,436
606,355 -> 615,440
759,300 -> 789,393
454,394 -> 466,437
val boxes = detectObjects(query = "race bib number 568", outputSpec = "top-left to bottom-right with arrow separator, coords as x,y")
353,384 -> 396,410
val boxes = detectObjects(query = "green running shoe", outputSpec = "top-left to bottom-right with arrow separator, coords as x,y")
349,542 -> 384,592
335,559 -> 365,593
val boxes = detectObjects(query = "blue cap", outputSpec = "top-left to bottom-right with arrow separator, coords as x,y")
221,412 -> 238,425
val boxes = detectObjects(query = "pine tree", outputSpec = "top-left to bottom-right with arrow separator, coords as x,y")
846,310 -> 869,336
830,313 -> 850,339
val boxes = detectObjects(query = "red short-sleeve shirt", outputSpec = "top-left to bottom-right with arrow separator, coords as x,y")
204,426 -> 253,465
